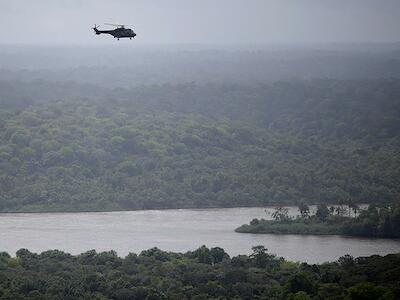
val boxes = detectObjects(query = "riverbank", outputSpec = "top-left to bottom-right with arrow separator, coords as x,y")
235,220 -> 342,235
0,203 -> 322,214
235,204 -> 400,239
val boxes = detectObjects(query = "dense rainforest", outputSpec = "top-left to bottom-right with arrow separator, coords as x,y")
0,79 -> 399,212
0,246 -> 399,299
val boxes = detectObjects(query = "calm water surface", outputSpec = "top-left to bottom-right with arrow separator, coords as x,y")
1,207 -> 400,263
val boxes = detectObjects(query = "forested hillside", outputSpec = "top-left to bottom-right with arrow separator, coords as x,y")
0,79 -> 399,212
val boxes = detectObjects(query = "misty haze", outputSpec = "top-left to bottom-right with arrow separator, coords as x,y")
1,1 -> 400,299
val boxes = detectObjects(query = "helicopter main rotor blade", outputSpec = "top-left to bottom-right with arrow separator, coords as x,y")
104,23 -> 124,27
104,23 -> 134,28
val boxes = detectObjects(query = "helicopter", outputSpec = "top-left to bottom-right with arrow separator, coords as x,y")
93,23 -> 137,40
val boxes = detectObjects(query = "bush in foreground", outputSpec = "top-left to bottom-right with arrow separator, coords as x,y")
0,246 -> 399,299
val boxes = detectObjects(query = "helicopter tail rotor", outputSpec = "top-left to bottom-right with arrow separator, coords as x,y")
93,24 -> 100,35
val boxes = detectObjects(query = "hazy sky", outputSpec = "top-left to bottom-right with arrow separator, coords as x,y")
0,0 -> 399,45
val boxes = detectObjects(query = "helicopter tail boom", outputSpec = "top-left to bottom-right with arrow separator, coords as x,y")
93,25 -> 114,35
93,25 -> 114,36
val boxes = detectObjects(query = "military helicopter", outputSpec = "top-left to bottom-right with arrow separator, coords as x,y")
93,23 -> 137,40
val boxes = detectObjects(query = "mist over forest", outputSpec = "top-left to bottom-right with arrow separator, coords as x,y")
1,44 -> 400,87
0,44 -> 399,212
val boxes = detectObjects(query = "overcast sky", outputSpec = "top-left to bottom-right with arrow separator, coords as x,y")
0,0 -> 399,45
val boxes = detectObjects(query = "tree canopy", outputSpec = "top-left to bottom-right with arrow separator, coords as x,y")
0,79 -> 399,212
0,247 -> 399,299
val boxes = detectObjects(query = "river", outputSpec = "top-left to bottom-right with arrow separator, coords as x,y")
1,206 -> 400,263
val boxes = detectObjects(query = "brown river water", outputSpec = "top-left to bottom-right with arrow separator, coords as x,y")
1,206 -> 400,263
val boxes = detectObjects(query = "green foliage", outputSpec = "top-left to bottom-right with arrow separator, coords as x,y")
342,204 -> 400,238
298,202 -> 310,219
347,283 -> 394,300
250,245 -> 279,269
0,79 -> 400,211
285,272 -> 315,294
316,204 -> 330,222
0,247 -> 398,299
237,204 -> 400,238
272,206 -> 291,222
236,219 -> 342,235
287,291 -> 312,300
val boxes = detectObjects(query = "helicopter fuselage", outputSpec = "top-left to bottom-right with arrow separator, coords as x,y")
94,27 -> 136,40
